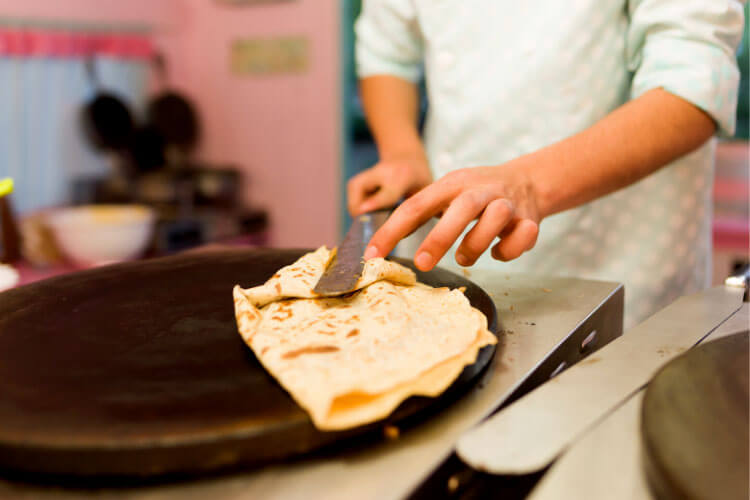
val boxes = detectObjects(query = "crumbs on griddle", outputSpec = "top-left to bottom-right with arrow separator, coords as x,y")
383,425 -> 400,440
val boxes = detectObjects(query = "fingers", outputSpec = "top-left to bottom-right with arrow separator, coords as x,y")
365,181 -> 459,260
358,187 -> 402,214
491,218 -> 539,261
347,169 -> 380,215
363,164 -> 541,266
455,199 -> 514,266
348,168 -> 404,215
413,190 -> 493,271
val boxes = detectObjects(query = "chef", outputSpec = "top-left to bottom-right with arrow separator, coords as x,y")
348,0 -> 745,327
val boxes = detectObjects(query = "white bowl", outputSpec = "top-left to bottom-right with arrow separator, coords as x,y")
46,205 -> 156,267
0,264 -> 19,291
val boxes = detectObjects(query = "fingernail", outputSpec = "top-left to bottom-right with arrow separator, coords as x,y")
456,252 -> 469,266
364,246 -> 379,260
415,251 -> 433,270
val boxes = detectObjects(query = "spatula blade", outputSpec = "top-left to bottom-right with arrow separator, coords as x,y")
313,210 -> 390,296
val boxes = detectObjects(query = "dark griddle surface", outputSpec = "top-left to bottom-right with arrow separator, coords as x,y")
0,248 -> 496,478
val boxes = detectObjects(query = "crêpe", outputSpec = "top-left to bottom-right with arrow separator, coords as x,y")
233,247 -> 496,430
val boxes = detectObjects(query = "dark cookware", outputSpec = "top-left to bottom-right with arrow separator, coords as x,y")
128,125 -> 167,173
146,53 -> 200,157
641,332 -> 749,500
80,58 -> 135,152
0,249 -> 497,479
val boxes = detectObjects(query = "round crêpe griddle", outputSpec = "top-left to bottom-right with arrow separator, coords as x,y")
641,331 -> 749,500
0,248 -> 496,478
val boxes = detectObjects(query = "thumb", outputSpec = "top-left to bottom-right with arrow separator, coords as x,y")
357,187 -> 402,214
347,168 -> 382,215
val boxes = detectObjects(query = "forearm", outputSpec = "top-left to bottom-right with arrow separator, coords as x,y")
523,88 -> 717,218
360,75 -> 426,161
348,76 -> 432,214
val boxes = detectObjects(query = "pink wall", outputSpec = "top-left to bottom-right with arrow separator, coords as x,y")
0,0 -> 342,248
0,0 -> 187,82
0,0 -> 179,23
176,0 -> 341,248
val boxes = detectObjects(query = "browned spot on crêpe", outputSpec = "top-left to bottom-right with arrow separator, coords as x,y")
261,347 -> 270,355
282,345 -> 339,359
274,282 -> 282,293
346,328 -> 359,338
273,301 -> 294,320
579,356 -> 601,366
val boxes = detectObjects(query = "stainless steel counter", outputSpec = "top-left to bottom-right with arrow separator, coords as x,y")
529,303 -> 748,500
0,272 -> 622,499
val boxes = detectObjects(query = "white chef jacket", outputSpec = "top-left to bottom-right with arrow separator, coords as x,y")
355,0 -> 744,327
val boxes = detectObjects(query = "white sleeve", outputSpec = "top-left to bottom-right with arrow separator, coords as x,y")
355,0 -> 424,83
626,0 -> 745,136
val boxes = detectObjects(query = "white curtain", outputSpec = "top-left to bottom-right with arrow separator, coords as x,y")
0,54 -> 148,214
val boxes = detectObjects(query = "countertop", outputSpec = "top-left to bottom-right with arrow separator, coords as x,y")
0,271 -> 622,499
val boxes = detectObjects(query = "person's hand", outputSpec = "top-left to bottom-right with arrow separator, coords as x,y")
363,163 -> 542,271
347,153 -> 432,216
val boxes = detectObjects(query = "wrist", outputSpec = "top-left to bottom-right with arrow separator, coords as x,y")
379,147 -> 430,174
377,147 -> 432,193
375,125 -> 425,161
509,151 -> 555,221
379,143 -> 427,164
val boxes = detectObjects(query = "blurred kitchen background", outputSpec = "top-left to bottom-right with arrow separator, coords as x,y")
0,0 -> 747,286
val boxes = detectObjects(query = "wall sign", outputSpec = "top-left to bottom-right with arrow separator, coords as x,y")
230,36 -> 308,75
